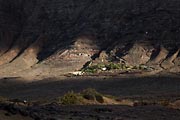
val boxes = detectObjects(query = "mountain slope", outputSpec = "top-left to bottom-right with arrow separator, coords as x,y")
0,0 -> 179,77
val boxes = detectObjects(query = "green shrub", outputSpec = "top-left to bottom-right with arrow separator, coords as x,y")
96,63 -> 106,69
81,88 -> 104,103
59,91 -> 83,105
82,61 -> 154,74
106,63 -> 121,70
58,88 -> 117,105
82,67 -> 97,73
132,64 -> 153,70
82,62 -> 127,73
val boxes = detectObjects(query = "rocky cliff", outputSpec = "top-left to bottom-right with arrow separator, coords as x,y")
0,0 -> 179,77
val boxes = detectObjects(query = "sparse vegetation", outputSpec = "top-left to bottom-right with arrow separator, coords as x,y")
81,62 -> 153,74
132,64 -> 154,71
81,88 -> 104,103
59,91 -> 83,105
81,65 -> 98,73
82,62 -> 127,73
59,89 -> 173,106
106,62 -> 124,70
58,88 -> 116,105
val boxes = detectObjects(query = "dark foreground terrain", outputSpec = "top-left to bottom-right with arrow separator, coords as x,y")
1,104 -> 180,120
0,75 -> 180,120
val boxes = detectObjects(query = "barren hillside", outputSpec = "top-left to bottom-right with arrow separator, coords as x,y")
0,0 -> 179,77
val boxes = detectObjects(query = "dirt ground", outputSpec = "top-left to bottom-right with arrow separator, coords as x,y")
0,74 -> 180,120
1,104 -> 180,120
0,74 -> 179,100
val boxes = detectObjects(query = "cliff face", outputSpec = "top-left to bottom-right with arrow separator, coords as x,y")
0,0 -> 180,77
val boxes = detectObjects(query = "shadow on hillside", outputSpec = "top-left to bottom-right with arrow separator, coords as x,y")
1,0 -> 180,61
